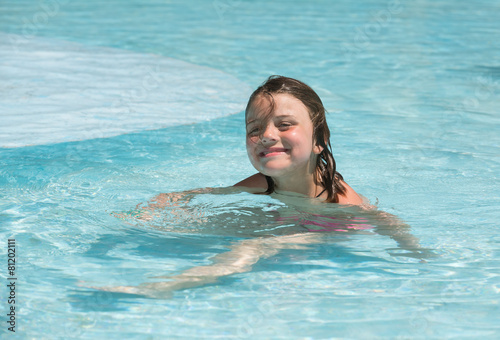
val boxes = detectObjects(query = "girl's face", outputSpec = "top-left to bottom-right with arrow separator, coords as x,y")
245,93 -> 323,179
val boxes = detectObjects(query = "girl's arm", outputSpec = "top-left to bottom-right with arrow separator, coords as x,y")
111,188 -> 215,223
94,233 -> 322,298
372,210 -> 428,258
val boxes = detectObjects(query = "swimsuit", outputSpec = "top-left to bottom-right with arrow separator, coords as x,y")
316,188 -> 326,198
277,213 -> 373,232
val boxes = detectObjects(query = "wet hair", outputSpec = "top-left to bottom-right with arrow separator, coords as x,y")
245,75 -> 346,203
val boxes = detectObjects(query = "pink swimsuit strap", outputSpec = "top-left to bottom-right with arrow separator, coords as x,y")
277,213 -> 373,232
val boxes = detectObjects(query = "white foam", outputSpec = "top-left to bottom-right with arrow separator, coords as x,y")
0,33 -> 252,148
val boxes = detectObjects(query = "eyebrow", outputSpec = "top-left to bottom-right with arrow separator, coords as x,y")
246,114 -> 294,125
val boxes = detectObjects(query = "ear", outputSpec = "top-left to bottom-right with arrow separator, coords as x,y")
313,143 -> 324,155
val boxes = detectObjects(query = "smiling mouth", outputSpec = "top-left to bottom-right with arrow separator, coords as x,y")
259,148 -> 289,157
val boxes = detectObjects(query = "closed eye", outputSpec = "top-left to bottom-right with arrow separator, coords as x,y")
247,127 -> 259,136
278,122 -> 292,130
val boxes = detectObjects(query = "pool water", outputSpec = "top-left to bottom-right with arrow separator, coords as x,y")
1,0 -> 499,338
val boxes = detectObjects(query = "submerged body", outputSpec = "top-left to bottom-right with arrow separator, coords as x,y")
102,186 -> 426,298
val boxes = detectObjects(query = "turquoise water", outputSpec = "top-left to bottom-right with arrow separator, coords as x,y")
1,0 -> 499,338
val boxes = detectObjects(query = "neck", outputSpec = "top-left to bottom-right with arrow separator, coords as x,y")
272,169 -> 322,198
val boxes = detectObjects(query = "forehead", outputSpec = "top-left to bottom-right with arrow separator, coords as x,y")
246,93 -> 310,123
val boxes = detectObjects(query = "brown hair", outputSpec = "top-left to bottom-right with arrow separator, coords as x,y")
245,75 -> 346,203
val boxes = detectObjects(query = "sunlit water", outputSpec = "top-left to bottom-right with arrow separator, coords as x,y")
1,0 -> 499,338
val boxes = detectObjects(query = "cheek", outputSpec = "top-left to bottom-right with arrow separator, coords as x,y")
284,130 -> 313,149
246,138 -> 255,152
285,130 -> 315,160
246,139 -> 258,160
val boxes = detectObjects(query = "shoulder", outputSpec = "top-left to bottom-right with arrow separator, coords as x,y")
234,173 -> 268,189
337,180 -> 365,206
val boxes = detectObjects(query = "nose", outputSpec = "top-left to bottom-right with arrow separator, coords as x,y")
260,124 -> 278,145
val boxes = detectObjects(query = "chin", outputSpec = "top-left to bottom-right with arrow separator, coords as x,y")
251,158 -> 293,177
258,165 -> 289,178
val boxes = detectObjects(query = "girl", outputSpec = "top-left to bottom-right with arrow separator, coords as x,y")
235,75 -> 365,205
96,77 -> 425,298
